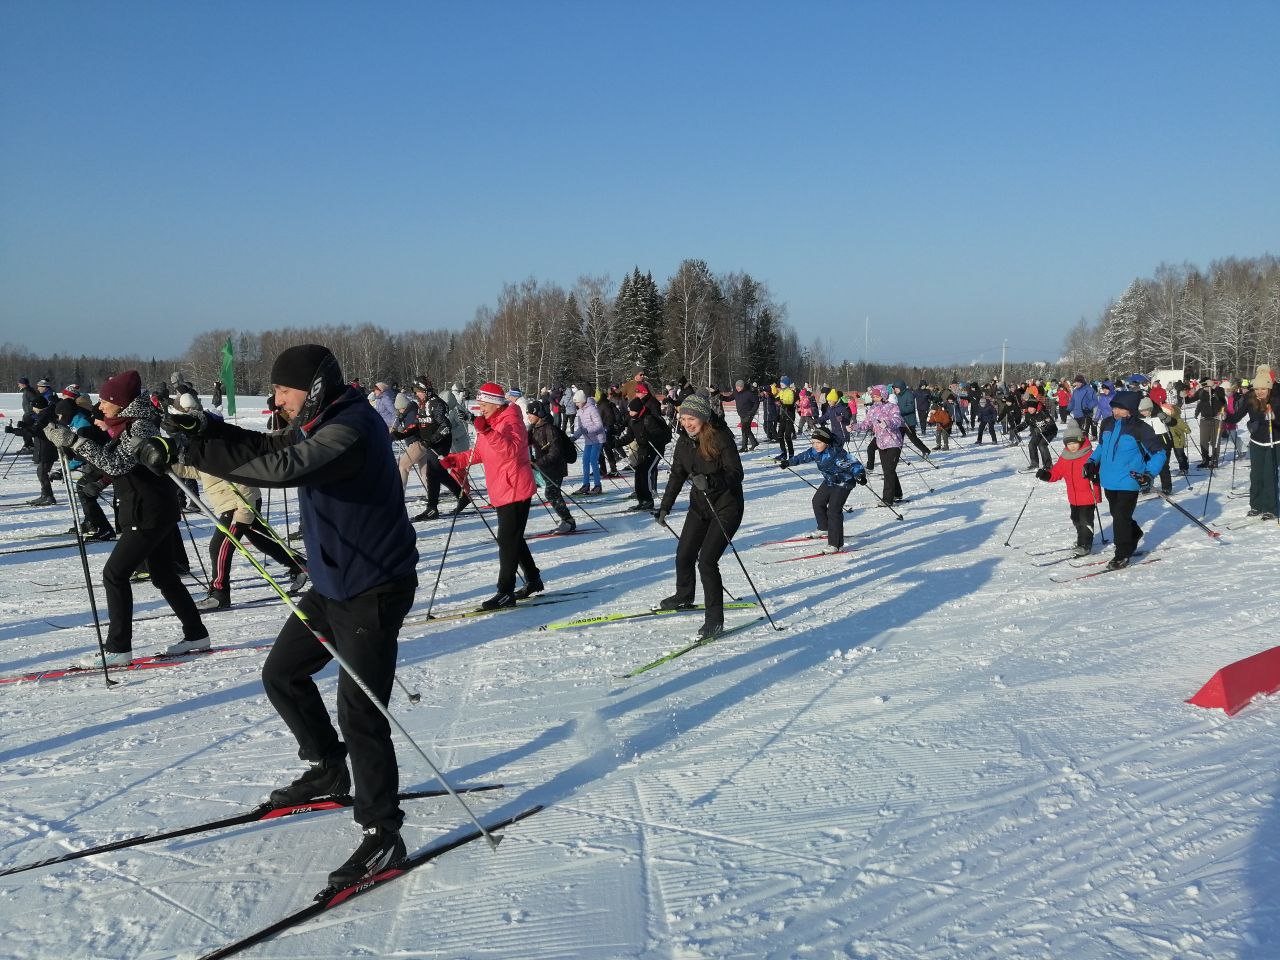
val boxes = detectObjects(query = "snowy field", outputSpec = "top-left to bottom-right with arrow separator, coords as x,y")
1,391 -> 1278,960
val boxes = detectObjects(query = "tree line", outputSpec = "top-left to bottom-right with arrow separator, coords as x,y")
1061,254 -> 1279,381
6,252 -> 1274,400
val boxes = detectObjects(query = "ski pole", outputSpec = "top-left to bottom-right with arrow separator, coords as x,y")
57,450 -> 117,686
898,451 -> 935,493
558,484 -> 609,532
423,444 -> 479,619
1132,471 -> 1222,540
165,471 -> 494,844
1003,480 -> 1038,547
781,464 -> 854,514
180,512 -> 210,591
862,477 -> 904,519
689,483 -> 782,631
1200,443 -> 1216,519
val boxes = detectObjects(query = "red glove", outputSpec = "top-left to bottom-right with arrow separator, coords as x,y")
473,415 -> 491,433
438,453 -> 461,471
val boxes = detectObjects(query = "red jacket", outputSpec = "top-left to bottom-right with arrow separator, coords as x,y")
439,402 -> 536,507
1046,440 -> 1102,506
1149,384 -> 1167,407
1056,386 -> 1070,408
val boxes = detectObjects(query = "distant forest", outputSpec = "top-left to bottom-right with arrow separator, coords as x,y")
5,254 -> 1276,397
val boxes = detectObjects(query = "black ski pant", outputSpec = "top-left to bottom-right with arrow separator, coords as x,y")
1069,504 -> 1095,549
880,446 -> 903,503
210,506 -> 304,593
78,488 -> 111,531
541,470 -> 573,526
777,418 -> 795,461
1058,406 -> 1070,424
672,495 -> 743,625
1076,415 -> 1095,441
412,447 -> 462,508
902,423 -> 931,457
1172,447 -> 1188,472
1027,435 -> 1051,470
103,526 -> 206,653
635,448 -> 660,505
1198,419 -> 1221,467
262,574 -> 416,832
812,482 -> 853,549
1105,489 -> 1142,561
36,457 -> 54,498
1249,443 -> 1278,516
865,439 -> 877,471
495,499 -> 539,593
975,421 -> 997,444
738,420 -> 757,450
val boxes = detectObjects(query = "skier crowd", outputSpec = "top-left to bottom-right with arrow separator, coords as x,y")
3,350 -> 1277,888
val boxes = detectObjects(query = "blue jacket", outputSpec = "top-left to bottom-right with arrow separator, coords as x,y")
786,444 -> 865,488
1088,415 -> 1167,491
1095,382 -> 1115,421
1068,382 -> 1097,419
891,380 -> 918,428
191,387 -> 418,600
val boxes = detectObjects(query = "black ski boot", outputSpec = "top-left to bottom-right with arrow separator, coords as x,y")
451,494 -> 472,515
697,618 -> 724,641
658,594 -> 694,611
513,576 -> 545,601
410,506 -> 440,522
481,591 -> 516,610
196,589 -> 230,611
269,753 -> 351,807
326,825 -> 406,889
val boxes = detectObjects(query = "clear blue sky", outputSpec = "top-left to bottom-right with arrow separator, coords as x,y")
2,0 -> 1276,366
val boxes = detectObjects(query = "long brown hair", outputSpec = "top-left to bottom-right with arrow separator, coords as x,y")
696,419 -> 723,461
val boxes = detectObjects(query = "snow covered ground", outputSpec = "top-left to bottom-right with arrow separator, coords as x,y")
1,392 -> 1278,960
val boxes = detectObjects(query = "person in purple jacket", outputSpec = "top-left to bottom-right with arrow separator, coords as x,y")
849,386 -> 905,505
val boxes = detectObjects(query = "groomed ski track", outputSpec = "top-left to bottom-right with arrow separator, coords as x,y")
1,393 -> 1278,959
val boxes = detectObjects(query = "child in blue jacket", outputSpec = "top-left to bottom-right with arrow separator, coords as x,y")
782,426 -> 867,552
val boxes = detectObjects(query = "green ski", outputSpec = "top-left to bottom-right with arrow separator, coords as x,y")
541,601 -> 757,632
619,616 -> 768,678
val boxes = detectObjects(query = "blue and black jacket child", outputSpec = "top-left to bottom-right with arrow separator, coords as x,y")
785,443 -> 867,489
1086,391 -> 1167,491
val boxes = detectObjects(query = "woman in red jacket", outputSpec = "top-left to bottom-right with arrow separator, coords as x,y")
439,382 -> 544,608
1035,417 -> 1102,557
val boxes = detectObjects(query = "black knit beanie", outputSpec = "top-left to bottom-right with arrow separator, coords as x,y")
270,344 -> 341,391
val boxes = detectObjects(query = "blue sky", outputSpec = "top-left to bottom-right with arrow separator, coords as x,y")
2,0 -> 1276,365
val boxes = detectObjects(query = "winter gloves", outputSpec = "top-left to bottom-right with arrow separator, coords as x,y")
1036,468 -> 1052,482
690,475 -> 709,492
473,415 -> 492,434
136,436 -> 177,475
1082,461 -> 1100,482
654,508 -> 669,526
163,411 -> 208,436
42,422 -> 78,449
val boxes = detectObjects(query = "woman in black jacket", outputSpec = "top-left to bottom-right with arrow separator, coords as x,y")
654,394 -> 744,640
42,369 -> 207,665
526,400 -> 576,534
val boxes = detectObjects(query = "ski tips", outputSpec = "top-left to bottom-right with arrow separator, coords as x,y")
485,832 -> 504,851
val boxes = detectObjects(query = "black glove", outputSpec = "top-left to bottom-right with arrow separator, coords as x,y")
136,436 -> 176,475
654,508 -> 669,526
1082,461 -> 1099,482
43,422 -> 78,449
778,461 -> 789,470
1136,472 -> 1153,493
76,476 -> 105,499
162,411 -> 208,436
1035,468 -> 1051,482
691,475 -> 709,492
3,423 -> 16,434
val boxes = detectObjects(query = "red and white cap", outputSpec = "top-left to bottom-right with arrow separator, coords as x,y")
476,382 -> 507,405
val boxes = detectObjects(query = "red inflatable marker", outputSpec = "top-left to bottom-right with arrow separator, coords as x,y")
1187,646 -> 1280,716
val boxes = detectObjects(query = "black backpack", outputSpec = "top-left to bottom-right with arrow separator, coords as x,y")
557,426 -> 577,464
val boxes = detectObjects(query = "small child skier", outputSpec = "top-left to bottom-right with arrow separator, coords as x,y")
1036,418 -> 1102,557
927,401 -> 952,450
781,426 -> 867,553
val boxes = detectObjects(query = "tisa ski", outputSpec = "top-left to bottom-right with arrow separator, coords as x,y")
1051,557 -> 1162,583
197,804 -> 543,960
0,784 -> 503,878
0,642 -> 273,686
619,616 -> 769,678
541,600 -> 758,631
773,549 -> 850,563
524,528 -> 594,540
402,588 -> 599,627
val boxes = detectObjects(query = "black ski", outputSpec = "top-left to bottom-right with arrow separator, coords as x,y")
402,588 -> 600,627
0,784 -> 505,878
197,804 -> 543,960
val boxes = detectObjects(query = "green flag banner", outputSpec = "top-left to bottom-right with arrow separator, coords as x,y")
220,337 -> 236,417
